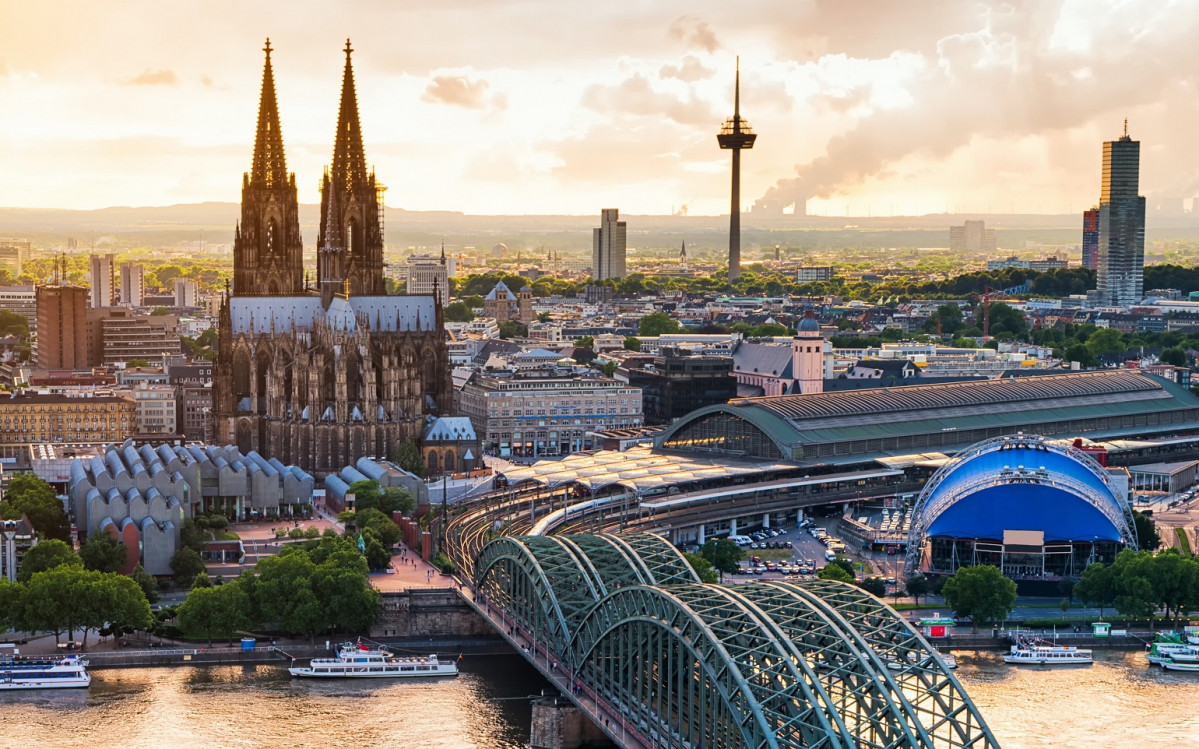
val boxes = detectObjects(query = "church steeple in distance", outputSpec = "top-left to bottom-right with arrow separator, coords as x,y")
232,38 -> 305,297
318,38 -> 385,305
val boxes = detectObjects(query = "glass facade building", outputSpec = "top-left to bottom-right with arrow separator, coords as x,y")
1097,134 -> 1146,307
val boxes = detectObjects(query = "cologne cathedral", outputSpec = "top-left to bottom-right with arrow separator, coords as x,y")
213,40 -> 451,476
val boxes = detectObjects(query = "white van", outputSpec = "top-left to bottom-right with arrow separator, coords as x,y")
728,535 -> 754,546
824,550 -> 838,561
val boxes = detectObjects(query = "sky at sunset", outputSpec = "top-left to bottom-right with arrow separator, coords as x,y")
3,0 -> 1199,216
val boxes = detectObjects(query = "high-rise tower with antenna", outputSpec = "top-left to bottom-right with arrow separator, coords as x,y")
717,57 -> 756,283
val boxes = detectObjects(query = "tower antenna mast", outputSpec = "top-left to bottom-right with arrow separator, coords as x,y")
717,57 -> 757,284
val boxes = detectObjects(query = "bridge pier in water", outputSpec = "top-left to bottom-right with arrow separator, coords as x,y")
530,697 -> 615,749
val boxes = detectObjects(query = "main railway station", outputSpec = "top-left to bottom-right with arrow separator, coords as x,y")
492,371 -> 1199,544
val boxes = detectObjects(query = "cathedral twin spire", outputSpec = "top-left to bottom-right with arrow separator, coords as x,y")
234,38 -> 386,303
250,39 -> 288,189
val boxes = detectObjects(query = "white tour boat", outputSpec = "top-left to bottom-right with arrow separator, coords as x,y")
1162,658 -> 1199,672
0,654 -> 91,690
289,642 -> 459,679
938,651 -> 958,670
1003,643 -> 1092,666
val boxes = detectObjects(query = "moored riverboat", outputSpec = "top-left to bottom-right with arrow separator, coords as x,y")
0,654 -> 91,690
289,641 -> 458,679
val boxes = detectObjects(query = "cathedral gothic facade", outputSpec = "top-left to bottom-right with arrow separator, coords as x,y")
214,40 -> 451,476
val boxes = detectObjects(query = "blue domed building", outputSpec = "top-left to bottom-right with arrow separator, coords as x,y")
906,434 -> 1137,586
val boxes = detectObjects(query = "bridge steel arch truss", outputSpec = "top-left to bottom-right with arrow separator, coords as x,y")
471,534 -> 999,749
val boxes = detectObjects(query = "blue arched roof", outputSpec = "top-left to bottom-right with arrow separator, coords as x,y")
918,441 -> 1130,544
927,484 -> 1121,541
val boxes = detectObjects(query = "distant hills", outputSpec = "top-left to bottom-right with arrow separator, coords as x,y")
2,203 -> 1196,251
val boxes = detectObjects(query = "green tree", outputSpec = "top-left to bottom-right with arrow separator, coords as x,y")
155,265 -> 184,287
637,312 -> 681,336
699,539 -> 744,575
179,519 -> 207,552
171,547 -> 207,585
178,585 -> 232,645
1161,347 -> 1188,367
80,533 -> 128,573
1,474 -> 71,542
940,565 -> 1018,632
1087,327 -> 1126,357
818,563 -> 854,583
393,439 -> 426,478
126,358 -> 151,368
1133,511 -> 1161,551
0,309 -> 30,338
1111,550 -> 1158,623
575,336 -> 594,349
858,576 -> 887,598
682,552 -> 718,583
498,320 -> 528,339
356,508 -> 402,547
347,480 -> 383,512
92,572 -> 154,647
312,548 -> 379,632
924,304 -> 963,336
379,486 -> 416,516
17,539 -> 81,582
0,578 -> 20,631
984,303 -> 1028,339
129,564 -> 160,604
904,574 -> 931,605
443,301 -> 475,322
623,336 -> 641,352
1065,343 -> 1098,368
825,557 -> 856,579
362,533 -> 392,571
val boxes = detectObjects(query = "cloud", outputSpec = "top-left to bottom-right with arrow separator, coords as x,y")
0,58 -> 8,77
421,74 -> 505,110
126,69 -> 178,86
201,75 -> 213,87
756,0 -> 1199,210
582,73 -> 717,127
659,55 -> 714,83
668,15 -> 719,53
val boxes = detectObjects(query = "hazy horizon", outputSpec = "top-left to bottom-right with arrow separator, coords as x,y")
4,1 -> 1199,217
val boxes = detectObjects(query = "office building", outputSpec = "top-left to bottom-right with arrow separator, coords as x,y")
404,252 -> 449,304
592,208 -> 626,280
98,309 -> 183,366
36,284 -> 88,370
120,262 -> 145,306
617,347 -> 736,425
1097,127 -> 1146,307
949,220 -> 997,252
456,370 -> 642,458
174,278 -> 198,308
796,266 -> 834,283
0,392 -> 136,461
1082,207 -> 1099,271
0,239 -> 30,277
0,285 -> 37,333
90,253 -> 116,308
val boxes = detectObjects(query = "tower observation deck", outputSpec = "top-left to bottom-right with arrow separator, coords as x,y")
717,57 -> 757,284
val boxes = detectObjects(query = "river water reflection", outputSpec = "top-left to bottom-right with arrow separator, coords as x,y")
0,650 -> 1196,748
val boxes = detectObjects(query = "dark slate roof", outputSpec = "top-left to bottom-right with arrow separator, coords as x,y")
731,342 -> 793,379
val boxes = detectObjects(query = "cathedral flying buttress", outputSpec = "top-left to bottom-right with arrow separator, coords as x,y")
214,40 -> 451,477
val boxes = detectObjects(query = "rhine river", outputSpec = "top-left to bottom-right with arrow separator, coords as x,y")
1,650 -> 1196,748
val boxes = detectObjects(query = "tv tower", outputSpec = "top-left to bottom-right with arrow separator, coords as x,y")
717,57 -> 757,283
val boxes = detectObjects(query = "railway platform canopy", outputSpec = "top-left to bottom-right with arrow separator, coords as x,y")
499,445 -> 798,494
